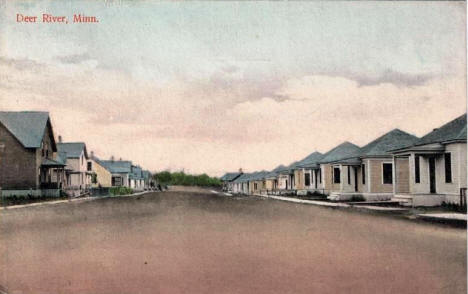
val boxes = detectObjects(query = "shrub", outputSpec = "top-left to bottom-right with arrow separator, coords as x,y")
110,186 -> 133,196
350,195 -> 365,202
153,171 -> 222,187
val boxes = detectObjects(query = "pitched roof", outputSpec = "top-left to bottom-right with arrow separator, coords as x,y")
57,142 -> 88,159
233,173 -> 253,183
0,111 -> 54,149
249,170 -> 269,181
359,129 -> 419,157
99,160 -> 132,174
265,164 -> 287,178
296,152 -> 324,168
319,141 -> 361,164
220,172 -> 243,181
415,113 -> 466,146
130,165 -> 143,179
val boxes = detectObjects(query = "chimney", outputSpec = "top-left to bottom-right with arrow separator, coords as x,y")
110,155 -> 115,161
433,128 -> 439,131
58,135 -> 63,143
239,168 -> 243,173
119,157 -> 122,161
90,151 -> 94,158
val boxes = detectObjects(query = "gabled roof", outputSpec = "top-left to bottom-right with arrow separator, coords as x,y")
319,141 -> 361,164
99,160 -> 132,174
220,172 -> 243,182
0,111 -> 55,149
415,113 -> 466,146
359,129 -> 419,157
57,142 -> 88,159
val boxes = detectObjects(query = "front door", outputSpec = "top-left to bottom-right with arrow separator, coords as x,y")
353,166 -> 358,192
429,157 -> 436,194
314,170 -> 318,189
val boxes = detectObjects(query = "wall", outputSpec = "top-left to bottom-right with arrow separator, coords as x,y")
394,157 -> 410,193
0,123 -> 38,189
294,169 -> 304,190
91,159 -> 112,187
368,159 -> 393,193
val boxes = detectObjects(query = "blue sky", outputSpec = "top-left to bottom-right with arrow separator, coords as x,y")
0,1 -> 466,175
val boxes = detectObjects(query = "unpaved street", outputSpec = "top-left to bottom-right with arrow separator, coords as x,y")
0,190 -> 466,294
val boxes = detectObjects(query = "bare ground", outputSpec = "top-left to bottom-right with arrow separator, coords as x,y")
0,189 -> 466,294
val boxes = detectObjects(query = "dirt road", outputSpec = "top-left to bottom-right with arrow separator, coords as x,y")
0,190 -> 465,294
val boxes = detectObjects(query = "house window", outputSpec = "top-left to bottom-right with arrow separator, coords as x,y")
347,166 -> 351,185
42,149 -> 45,157
362,164 -> 366,184
46,150 -> 49,158
382,163 -> 393,184
87,162 -> 92,171
445,153 -> 452,183
305,173 -> 311,186
319,169 -> 322,183
333,167 -> 340,184
254,183 -> 258,190
415,155 -> 420,183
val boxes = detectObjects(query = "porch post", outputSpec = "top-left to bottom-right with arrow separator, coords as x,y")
392,155 -> 397,195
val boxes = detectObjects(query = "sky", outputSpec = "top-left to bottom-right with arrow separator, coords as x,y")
0,1 -> 466,176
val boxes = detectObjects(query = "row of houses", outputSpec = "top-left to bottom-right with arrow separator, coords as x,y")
221,114 -> 467,207
0,111 -> 156,197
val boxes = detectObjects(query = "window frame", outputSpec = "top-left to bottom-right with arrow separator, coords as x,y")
333,166 -> 341,184
444,152 -> 452,183
382,162 -> 393,185
415,155 -> 420,183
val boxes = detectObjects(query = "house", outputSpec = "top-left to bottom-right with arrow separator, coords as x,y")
0,111 -> 65,197
248,171 -> 268,195
263,165 -> 286,195
220,170 -> 243,192
87,151 -> 112,188
130,165 -> 145,191
391,114 -> 467,206
57,141 -> 92,196
324,129 -> 419,201
294,152 -> 324,195
276,161 -> 300,193
142,170 -> 155,190
99,159 -> 133,188
232,173 -> 251,194
318,141 -> 361,197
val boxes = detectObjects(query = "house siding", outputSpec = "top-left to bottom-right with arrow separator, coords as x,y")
0,123 -> 38,189
368,159 -> 393,193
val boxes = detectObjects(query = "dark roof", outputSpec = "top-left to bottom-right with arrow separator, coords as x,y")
131,165 -> 143,180
142,170 -> 152,179
220,172 -> 243,182
41,158 -> 66,167
265,165 -> 287,178
359,129 -> 419,157
415,113 -> 466,146
0,111 -> 55,149
250,170 -> 269,181
233,173 -> 253,183
296,152 -> 324,168
319,141 -> 361,164
57,142 -> 88,159
99,160 -> 132,174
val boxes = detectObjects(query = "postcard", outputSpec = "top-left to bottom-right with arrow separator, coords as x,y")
0,1 -> 466,293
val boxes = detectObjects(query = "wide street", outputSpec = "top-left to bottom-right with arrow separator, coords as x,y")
0,188 -> 466,294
